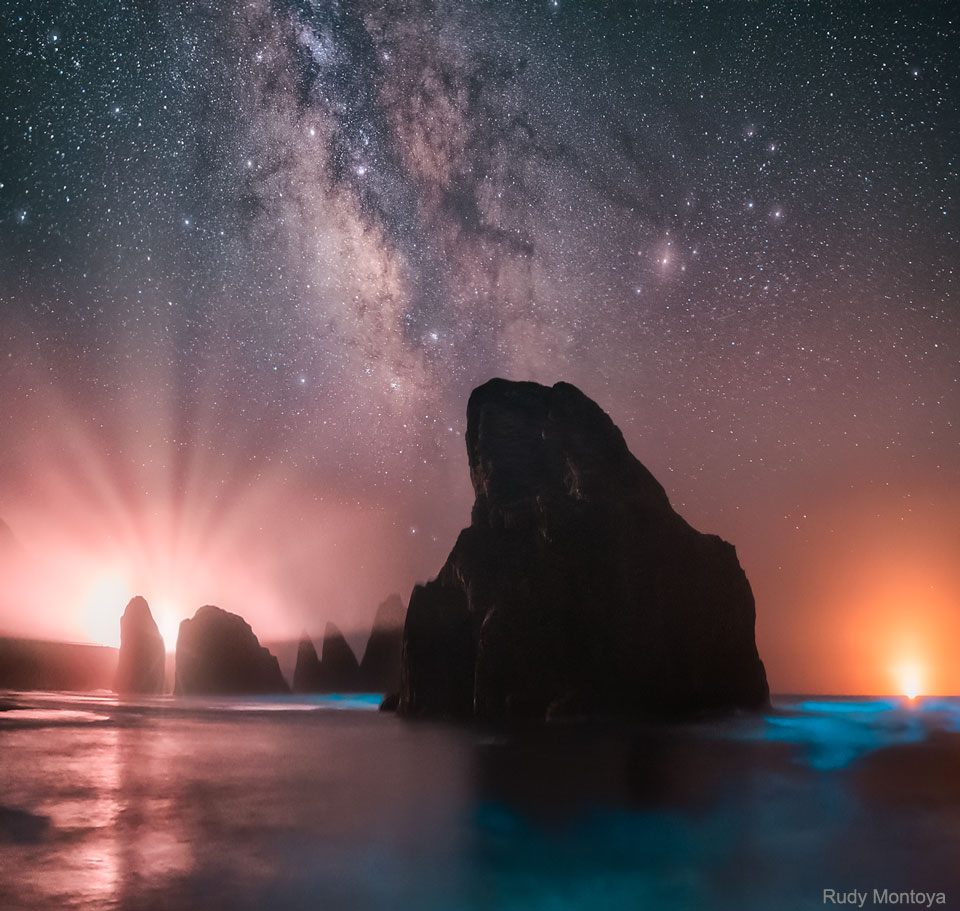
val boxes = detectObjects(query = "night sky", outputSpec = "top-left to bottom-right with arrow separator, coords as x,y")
1,1 -> 957,694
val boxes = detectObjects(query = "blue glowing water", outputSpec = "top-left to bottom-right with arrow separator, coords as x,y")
1,693 -> 958,909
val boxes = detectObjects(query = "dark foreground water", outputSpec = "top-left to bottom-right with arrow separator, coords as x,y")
1,693 -> 959,910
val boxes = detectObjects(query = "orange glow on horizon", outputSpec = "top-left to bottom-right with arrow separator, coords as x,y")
894,660 -> 924,700
764,504 -> 959,696
0,441 -> 416,655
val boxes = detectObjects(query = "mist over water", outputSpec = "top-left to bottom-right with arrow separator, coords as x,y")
2,694 -> 958,910
0,464 -> 430,651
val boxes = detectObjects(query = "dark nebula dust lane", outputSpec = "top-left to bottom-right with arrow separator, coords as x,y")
0,1 -> 958,693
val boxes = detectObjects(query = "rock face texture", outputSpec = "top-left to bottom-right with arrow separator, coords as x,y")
293,623 -> 360,692
398,379 -> 769,720
359,594 -> 406,693
114,596 -> 166,695
174,606 -> 289,695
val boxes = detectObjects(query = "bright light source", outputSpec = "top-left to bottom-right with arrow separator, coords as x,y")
153,601 -> 182,653
895,661 -> 924,700
82,571 -> 130,648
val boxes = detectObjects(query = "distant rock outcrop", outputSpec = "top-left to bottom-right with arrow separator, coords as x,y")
114,596 -> 165,695
174,606 -> 289,695
293,622 -> 360,692
293,635 -> 323,693
398,379 -> 769,721
0,638 -> 116,692
359,594 -> 405,693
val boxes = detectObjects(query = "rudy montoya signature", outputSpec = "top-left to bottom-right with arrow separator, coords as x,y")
824,890 -> 946,908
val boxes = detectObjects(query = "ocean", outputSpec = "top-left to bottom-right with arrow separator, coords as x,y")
1,692 -> 958,910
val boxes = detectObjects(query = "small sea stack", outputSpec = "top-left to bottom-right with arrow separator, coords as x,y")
114,596 -> 166,695
359,593 -> 405,693
174,605 -> 289,695
293,634 -> 322,693
293,622 -> 360,692
398,379 -> 769,721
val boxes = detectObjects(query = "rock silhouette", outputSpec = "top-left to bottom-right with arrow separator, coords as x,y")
293,635 -> 322,692
398,379 -> 769,720
114,596 -> 165,695
293,622 -> 360,692
359,594 -> 405,693
174,606 -> 289,695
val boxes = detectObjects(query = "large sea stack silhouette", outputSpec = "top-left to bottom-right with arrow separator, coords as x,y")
293,622 -> 360,692
175,606 -> 289,695
114,596 -> 165,695
398,379 -> 769,720
359,594 -> 405,692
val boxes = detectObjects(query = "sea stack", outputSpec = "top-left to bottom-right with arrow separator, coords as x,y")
114,596 -> 166,695
174,605 -> 289,695
359,594 -> 405,693
293,622 -> 360,692
293,634 -> 322,693
398,379 -> 769,721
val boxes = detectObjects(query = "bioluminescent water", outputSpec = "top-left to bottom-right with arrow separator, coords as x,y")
1,694 -> 958,910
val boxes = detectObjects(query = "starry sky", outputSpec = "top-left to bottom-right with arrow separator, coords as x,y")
1,1 -> 958,693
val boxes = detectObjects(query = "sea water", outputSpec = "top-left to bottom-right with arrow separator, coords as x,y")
1,693 -> 958,910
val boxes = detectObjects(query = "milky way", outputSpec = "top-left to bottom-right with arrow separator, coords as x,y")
1,1 -> 958,691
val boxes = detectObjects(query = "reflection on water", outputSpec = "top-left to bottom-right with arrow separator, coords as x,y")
1,693 -> 959,910
1,722 -> 123,908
